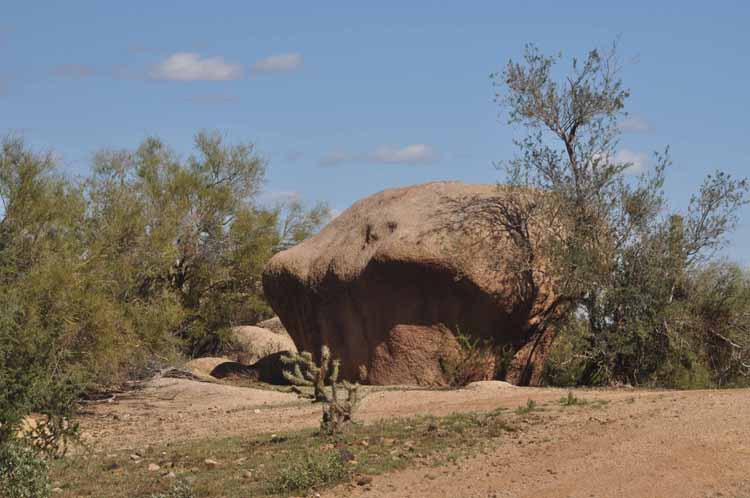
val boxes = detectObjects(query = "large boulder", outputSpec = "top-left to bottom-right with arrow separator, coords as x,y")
262,181 -> 558,385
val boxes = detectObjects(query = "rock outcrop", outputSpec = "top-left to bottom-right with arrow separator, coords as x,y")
183,353 -> 293,385
226,326 -> 297,365
262,181 -> 558,385
184,357 -> 232,379
257,316 -> 288,336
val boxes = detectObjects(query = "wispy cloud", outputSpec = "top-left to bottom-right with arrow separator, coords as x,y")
53,64 -> 95,79
320,151 -> 357,167
149,52 -> 242,81
320,144 -> 438,167
619,115 -> 651,133
372,144 -> 437,164
186,94 -> 240,105
614,148 -> 649,175
252,53 -> 303,74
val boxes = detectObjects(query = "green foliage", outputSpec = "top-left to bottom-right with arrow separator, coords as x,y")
544,263 -> 750,388
515,399 -> 540,414
438,329 -> 496,387
146,480 -> 195,498
492,43 -> 750,387
0,440 -> 51,498
85,131 -> 327,358
0,132 -> 327,479
268,450 -> 349,494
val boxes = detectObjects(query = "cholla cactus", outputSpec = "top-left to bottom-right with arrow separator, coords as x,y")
281,345 -> 362,434
281,346 -> 334,401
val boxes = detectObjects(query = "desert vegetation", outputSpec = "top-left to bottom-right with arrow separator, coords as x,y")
485,42 -> 750,388
1,41 -> 749,497
0,132 -> 327,495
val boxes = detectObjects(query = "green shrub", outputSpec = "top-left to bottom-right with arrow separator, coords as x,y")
439,329 -> 497,387
146,480 -> 195,498
515,399 -> 540,414
268,451 -> 349,494
559,391 -> 587,406
0,441 -> 50,498
540,318 -> 590,387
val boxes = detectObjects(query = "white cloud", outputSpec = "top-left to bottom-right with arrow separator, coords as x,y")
619,115 -> 651,133
252,53 -> 303,74
320,144 -> 438,166
372,144 -> 437,164
614,148 -> 649,175
149,52 -> 242,81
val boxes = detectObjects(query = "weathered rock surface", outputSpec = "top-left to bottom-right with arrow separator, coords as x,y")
257,316 -> 288,336
369,323 -> 494,385
184,357 -> 232,379
262,181 -> 558,385
226,326 -> 297,365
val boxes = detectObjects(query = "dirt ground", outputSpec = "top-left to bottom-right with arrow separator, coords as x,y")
77,377 -> 750,498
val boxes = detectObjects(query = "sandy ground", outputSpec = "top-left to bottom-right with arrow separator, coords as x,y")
77,378 -> 750,498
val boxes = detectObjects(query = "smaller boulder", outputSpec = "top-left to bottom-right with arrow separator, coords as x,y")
226,326 -> 297,365
183,357 -> 232,379
257,316 -> 288,335
208,361 -> 260,381
247,351 -> 294,385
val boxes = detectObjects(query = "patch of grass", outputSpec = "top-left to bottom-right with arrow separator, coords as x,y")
515,399 -> 542,415
147,480 -> 195,498
267,451 -> 349,494
559,391 -> 588,407
591,399 -> 610,409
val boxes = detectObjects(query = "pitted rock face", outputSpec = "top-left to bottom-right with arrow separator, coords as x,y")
262,181 -> 558,386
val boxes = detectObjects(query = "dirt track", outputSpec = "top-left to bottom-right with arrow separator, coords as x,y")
78,379 -> 750,498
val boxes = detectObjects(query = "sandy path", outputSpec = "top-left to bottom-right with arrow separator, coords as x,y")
324,389 -> 750,498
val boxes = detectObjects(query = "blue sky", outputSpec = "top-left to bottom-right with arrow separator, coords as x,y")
1,1 -> 748,263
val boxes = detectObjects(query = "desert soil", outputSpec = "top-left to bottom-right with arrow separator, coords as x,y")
77,377 -> 750,498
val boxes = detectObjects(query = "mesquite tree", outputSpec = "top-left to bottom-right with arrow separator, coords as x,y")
488,42 -> 749,386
